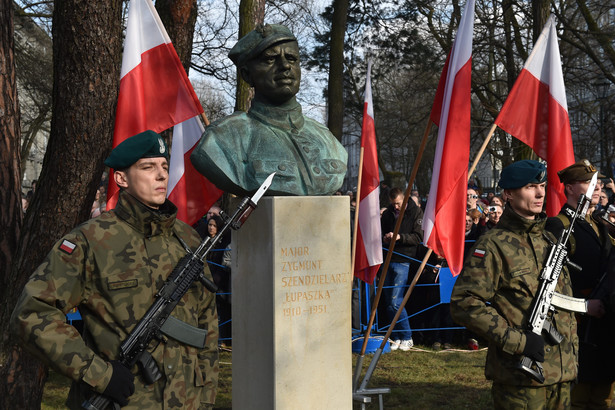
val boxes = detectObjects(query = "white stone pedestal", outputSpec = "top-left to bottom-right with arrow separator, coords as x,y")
231,196 -> 352,410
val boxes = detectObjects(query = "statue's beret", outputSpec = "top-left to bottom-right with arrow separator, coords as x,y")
228,23 -> 297,67
104,130 -> 169,169
498,160 -> 547,189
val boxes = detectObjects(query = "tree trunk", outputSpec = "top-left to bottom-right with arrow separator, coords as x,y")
0,0 -> 123,407
532,0 -> 550,43
156,0 -> 198,75
327,0 -> 349,142
0,0 -> 22,288
235,0 -> 265,112
0,0 -> 29,404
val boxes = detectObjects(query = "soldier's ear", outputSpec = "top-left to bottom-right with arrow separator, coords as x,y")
240,66 -> 254,87
114,170 -> 129,189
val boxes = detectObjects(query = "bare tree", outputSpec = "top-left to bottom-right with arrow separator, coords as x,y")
0,0 -> 123,406
326,0 -> 348,142
13,3 -> 53,181
234,0 -> 265,112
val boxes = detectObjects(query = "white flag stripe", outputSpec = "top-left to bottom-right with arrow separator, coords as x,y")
358,188 -> 383,266
524,16 -> 567,111
168,116 -> 204,194
121,0 -> 172,78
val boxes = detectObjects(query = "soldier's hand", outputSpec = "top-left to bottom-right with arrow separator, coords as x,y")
522,331 -> 545,363
586,299 -> 606,318
103,360 -> 135,406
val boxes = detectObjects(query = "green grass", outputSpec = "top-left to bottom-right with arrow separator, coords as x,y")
43,345 -> 492,409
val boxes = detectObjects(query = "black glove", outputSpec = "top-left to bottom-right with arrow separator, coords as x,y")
523,331 -> 545,363
103,360 -> 135,406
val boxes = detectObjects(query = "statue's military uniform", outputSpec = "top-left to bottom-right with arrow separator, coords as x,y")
11,191 -> 219,409
191,97 -> 347,197
451,206 -> 578,387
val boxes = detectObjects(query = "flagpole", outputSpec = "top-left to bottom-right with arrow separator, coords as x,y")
353,120 -> 432,391
351,148 -> 365,274
200,112 -> 210,127
357,248 -> 433,393
351,146 -> 366,391
468,123 -> 497,178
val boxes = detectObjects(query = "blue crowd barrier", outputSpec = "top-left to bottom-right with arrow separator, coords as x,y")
66,243 -> 475,346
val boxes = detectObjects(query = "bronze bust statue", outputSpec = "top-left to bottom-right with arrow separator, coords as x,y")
190,24 -> 348,197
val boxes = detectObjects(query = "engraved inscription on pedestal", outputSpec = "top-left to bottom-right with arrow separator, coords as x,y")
280,246 -> 351,319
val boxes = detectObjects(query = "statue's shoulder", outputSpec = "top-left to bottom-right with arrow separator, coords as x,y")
206,111 -> 251,135
302,116 -> 333,134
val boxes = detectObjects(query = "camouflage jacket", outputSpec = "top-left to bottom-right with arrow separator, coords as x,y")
450,206 -> 578,386
11,191 -> 219,409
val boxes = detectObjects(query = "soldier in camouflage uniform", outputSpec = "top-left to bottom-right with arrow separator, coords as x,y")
546,159 -> 615,409
10,130 -> 219,409
451,160 -> 578,409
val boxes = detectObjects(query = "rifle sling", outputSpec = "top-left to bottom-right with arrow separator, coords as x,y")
160,315 -> 207,349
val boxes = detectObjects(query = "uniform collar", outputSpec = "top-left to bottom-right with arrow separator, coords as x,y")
114,190 -> 177,237
497,205 -> 547,234
248,97 -> 305,131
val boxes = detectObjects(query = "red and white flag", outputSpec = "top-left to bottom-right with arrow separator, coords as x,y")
354,60 -> 383,284
168,116 -> 223,225
423,0 -> 475,277
106,0 -> 207,216
495,15 -> 574,216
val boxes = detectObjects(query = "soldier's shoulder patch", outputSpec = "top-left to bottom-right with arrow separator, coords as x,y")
59,239 -> 77,255
472,248 -> 486,258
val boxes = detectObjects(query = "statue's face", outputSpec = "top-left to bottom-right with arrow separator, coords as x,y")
244,41 -> 301,105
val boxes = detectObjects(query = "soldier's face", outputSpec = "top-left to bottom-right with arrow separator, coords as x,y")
243,41 -> 301,105
566,180 -> 601,206
115,157 -> 169,209
506,182 -> 545,219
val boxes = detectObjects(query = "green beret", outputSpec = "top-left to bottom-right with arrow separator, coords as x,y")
498,160 -> 547,189
557,159 -> 605,184
104,130 -> 169,169
228,23 -> 297,67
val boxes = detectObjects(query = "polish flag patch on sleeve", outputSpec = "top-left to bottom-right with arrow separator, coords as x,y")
59,239 -> 77,255
473,249 -> 486,258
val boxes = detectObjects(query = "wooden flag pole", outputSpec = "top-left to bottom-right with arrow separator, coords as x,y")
200,112 -> 210,127
353,120 -> 432,391
351,147 -> 366,391
350,147 -> 365,275
357,248 -> 433,393
468,123 -> 497,178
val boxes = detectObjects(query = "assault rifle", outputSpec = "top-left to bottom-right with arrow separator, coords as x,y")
83,173 -> 275,410
518,172 -> 598,383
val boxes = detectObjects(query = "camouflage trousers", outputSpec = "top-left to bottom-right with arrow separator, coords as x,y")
492,382 -> 572,410
571,381 -> 615,409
